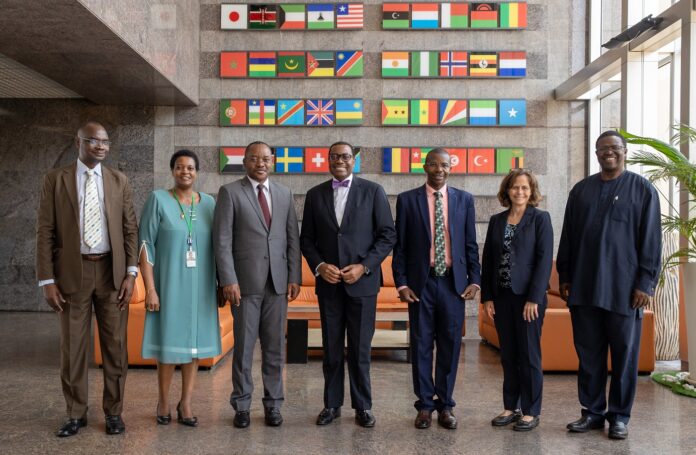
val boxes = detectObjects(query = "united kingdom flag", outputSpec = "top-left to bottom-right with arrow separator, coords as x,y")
439,51 -> 468,77
306,99 -> 334,126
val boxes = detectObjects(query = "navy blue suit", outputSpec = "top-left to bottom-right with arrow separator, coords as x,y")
393,184 -> 480,411
300,177 -> 395,410
481,206 -> 553,416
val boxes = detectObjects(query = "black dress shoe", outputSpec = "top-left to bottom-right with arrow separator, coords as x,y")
56,418 -> 87,437
233,410 -> 250,428
513,416 -> 540,432
176,402 -> 198,427
491,410 -> 522,427
156,403 -> 171,425
264,407 -> 283,427
437,409 -> 457,430
316,407 -> 341,425
608,421 -> 628,440
415,410 -> 432,429
105,415 -> 125,435
355,409 -> 375,428
567,415 -> 605,433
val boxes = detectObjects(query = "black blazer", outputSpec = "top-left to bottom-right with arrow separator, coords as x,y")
300,176 -> 396,298
481,206 -> 554,305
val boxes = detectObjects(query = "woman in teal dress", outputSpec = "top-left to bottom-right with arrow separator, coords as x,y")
139,149 -> 221,427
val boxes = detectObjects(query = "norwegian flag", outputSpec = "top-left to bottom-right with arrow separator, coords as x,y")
306,99 -> 334,126
440,51 -> 468,77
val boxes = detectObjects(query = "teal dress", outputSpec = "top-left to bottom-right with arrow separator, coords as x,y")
139,189 -> 221,364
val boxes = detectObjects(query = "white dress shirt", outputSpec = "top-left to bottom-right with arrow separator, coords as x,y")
333,175 -> 352,226
77,159 -> 111,254
247,175 -> 272,215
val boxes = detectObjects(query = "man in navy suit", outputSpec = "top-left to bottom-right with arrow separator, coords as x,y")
392,148 -> 481,430
300,142 -> 396,428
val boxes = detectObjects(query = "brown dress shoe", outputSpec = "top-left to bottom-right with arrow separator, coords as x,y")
437,409 -> 457,429
415,410 -> 432,429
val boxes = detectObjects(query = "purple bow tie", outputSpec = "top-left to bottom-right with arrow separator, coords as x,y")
332,179 -> 350,189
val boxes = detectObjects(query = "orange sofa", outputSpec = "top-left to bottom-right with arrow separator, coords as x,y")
478,263 -> 655,373
94,274 -> 234,368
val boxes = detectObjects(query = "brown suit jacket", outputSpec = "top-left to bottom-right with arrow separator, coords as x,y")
35,162 -> 138,295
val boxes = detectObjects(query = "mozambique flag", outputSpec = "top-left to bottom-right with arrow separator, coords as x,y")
249,5 -> 277,29
248,99 -> 276,125
410,51 -> 439,77
470,3 -> 498,28
496,148 -> 525,173
500,2 -> 527,28
220,100 -> 247,125
307,51 -> 334,77
382,3 -> 410,29
409,99 -> 438,125
336,51 -> 363,77
382,147 -> 410,173
308,4 -> 335,29
335,99 -> 363,125
469,52 -> 497,77
447,148 -> 467,173
382,52 -> 409,77
277,52 -> 305,77
410,148 -> 431,173
248,52 -> 276,77
438,100 -> 468,126
219,52 -> 247,78
382,99 -> 409,125
441,3 -> 468,29
279,4 -> 305,29
275,147 -> 303,173
277,99 -> 305,125
219,147 -> 245,173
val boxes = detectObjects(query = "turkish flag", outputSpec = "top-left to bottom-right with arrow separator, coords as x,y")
467,148 -> 495,174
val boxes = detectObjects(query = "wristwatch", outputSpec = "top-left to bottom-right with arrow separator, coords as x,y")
127,271 -> 138,278
362,264 -> 371,275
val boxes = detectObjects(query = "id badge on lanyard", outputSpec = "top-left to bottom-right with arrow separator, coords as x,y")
186,235 -> 197,268
174,191 -> 197,268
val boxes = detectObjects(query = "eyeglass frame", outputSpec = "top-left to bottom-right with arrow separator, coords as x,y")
328,153 -> 354,162
78,136 -> 112,147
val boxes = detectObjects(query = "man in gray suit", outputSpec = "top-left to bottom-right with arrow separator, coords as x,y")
213,141 -> 302,428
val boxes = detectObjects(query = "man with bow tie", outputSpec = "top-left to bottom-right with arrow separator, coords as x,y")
300,142 -> 396,428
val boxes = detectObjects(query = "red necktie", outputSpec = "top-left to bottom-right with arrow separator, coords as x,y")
258,184 -> 271,228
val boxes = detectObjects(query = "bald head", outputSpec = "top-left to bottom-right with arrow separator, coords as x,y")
76,121 -> 109,168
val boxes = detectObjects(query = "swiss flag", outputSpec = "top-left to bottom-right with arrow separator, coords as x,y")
467,148 -> 495,174
446,148 -> 467,174
304,147 -> 330,173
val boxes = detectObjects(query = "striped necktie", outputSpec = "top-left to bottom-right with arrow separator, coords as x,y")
434,191 -> 446,276
83,169 -> 102,248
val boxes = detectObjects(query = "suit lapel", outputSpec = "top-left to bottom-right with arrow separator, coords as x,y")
512,206 -> 534,243
101,166 -> 115,235
62,163 -> 79,224
447,186 -> 457,237
269,181 -> 283,232
321,180 -> 339,229
241,177 -> 268,232
416,185 -> 431,243
339,177 -> 359,229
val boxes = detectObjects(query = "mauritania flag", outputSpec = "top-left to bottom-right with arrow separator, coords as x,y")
411,3 -> 438,29
336,51 -> 363,77
410,148 -> 431,173
277,52 -> 305,77
438,100 -> 468,126
381,52 -> 409,77
382,3 -> 409,29
335,99 -> 363,125
469,99 -> 497,125
496,148 -> 525,173
410,99 -> 438,125
500,2 -> 527,28
382,147 -> 410,173
498,51 -> 527,77
410,52 -> 439,77
275,147 -> 303,173
219,147 -> 245,173
248,52 -> 276,77
279,4 -> 305,29
381,99 -> 409,125
277,99 -> 305,125
248,99 -> 276,125
441,3 -> 468,29
308,4 -> 334,29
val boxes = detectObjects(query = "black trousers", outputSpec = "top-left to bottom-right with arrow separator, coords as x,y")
318,285 -> 376,410
493,287 -> 545,416
570,306 -> 642,424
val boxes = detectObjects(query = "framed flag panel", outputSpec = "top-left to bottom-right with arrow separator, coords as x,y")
380,2 -> 527,30
221,3 -> 364,30
381,51 -> 525,78
220,51 -> 363,78
381,99 -> 526,126
381,147 -> 525,174
219,99 -> 363,126
219,146 -> 363,174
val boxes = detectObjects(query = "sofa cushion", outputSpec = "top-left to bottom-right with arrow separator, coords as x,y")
381,256 -> 395,287
219,305 -> 233,336
296,286 -> 318,304
130,273 -> 145,305
301,257 -> 316,287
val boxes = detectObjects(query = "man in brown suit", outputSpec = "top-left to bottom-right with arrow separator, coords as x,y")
36,121 -> 138,437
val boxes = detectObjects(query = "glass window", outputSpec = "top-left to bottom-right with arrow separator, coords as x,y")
600,0 -> 622,54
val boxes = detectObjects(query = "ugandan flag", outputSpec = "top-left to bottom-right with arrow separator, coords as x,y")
469,52 -> 497,77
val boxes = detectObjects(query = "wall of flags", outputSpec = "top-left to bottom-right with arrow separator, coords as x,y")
382,51 -> 526,78
383,147 -> 524,174
382,2 -> 527,29
381,99 -> 526,126
220,99 -> 363,126
220,146 -> 362,174
220,51 -> 364,78
221,3 -> 364,30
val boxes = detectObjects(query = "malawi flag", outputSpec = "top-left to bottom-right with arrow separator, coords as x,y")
410,99 -> 438,125
220,100 -> 247,126
500,2 -> 527,28
382,147 -> 410,173
383,3 -> 410,29
470,3 -> 498,28
219,147 -> 245,173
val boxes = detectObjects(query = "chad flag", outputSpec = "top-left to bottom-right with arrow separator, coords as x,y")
382,147 -> 410,173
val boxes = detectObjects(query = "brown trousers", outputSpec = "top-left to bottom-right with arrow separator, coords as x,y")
60,257 -> 128,418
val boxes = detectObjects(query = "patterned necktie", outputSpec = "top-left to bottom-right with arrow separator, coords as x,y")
258,184 -> 271,228
434,191 -> 446,276
83,169 -> 102,248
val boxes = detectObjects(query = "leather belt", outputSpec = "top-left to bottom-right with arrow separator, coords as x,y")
81,253 -> 111,261
429,267 -> 451,277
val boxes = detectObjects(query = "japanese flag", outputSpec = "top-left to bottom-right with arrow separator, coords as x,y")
221,4 -> 248,30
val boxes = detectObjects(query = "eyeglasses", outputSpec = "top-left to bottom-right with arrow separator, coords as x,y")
245,156 -> 274,165
78,136 -> 112,147
329,153 -> 353,162
596,145 -> 625,153
424,162 -> 451,169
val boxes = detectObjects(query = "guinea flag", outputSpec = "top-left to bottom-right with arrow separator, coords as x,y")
500,2 -> 527,28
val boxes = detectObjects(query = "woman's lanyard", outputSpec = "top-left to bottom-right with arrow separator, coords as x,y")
172,191 -> 197,267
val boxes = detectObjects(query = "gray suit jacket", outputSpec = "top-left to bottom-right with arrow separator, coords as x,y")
213,177 -> 301,295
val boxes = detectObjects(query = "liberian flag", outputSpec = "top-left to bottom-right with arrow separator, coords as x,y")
336,3 -> 363,28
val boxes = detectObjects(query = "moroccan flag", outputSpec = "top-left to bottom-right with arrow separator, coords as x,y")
220,52 -> 247,77
469,100 -> 497,125
441,3 -> 468,29
336,3 -> 364,29
410,148 -> 431,173
498,51 -> 526,77
306,99 -> 334,126
411,3 -> 439,29
220,100 -> 247,126
468,148 -> 495,173
335,99 -> 363,125
470,3 -> 499,28
500,2 -> 527,28
249,5 -> 277,29
277,52 -> 305,77
439,51 -> 468,77
382,147 -> 410,173
381,99 -> 409,125
304,147 -> 330,172
383,3 -> 410,29
410,99 -> 438,125
496,148 -> 525,173
279,4 -> 305,29
275,147 -> 304,173
446,148 -> 467,173
248,99 -> 276,125
469,52 -> 497,77
277,99 -> 305,125
499,99 -> 526,126
248,52 -> 276,77
307,51 -> 334,77
336,51 -> 363,77
438,100 -> 468,126
381,52 -> 409,77
219,147 -> 245,173
308,4 -> 335,29
410,51 -> 439,77
221,4 -> 248,30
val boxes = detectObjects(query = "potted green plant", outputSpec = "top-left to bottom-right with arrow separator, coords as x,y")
621,127 -> 696,385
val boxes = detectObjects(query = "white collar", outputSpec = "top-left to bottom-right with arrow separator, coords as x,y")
77,159 -> 102,176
